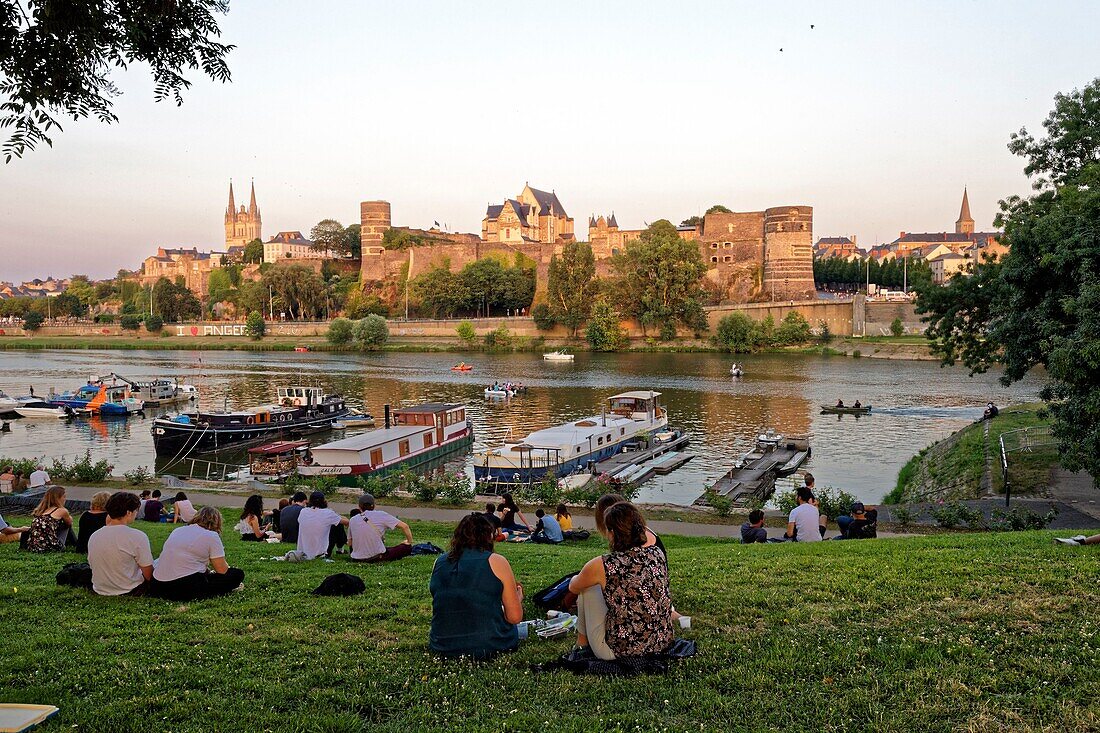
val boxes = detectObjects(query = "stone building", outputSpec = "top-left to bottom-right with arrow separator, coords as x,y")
137,247 -> 222,297
482,184 -> 575,244
263,231 -> 324,262
697,207 -> 815,301
814,236 -> 860,260
224,181 -> 262,248
877,189 -> 1001,261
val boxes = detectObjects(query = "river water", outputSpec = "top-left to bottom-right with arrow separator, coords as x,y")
0,349 -> 1041,505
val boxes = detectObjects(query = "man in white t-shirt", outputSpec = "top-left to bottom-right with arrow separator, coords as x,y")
28,466 -> 50,489
785,482 -> 824,543
296,491 -> 349,559
87,492 -> 154,596
349,493 -> 413,562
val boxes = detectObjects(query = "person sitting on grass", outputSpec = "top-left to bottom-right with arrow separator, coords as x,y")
595,493 -> 666,559
171,492 -> 197,523
0,466 -> 15,494
87,492 -> 153,597
151,506 -> 244,601
480,502 -> 502,531
137,490 -> 151,519
785,484 -> 824,542
531,508 -> 564,544
0,511 -> 30,544
297,491 -> 348,559
28,464 -> 51,489
429,514 -> 523,659
143,490 -> 164,522
279,492 -> 308,544
25,485 -> 72,552
498,493 -> 531,533
271,498 -> 290,535
740,509 -> 768,544
836,502 -> 878,540
568,501 -> 674,661
555,504 -> 573,531
349,493 -> 413,562
1055,533 -> 1100,546
236,495 -> 270,542
76,490 -> 111,553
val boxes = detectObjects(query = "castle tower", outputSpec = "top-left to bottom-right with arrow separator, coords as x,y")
955,187 -> 975,235
360,201 -> 392,282
224,180 -> 262,248
762,206 -> 815,301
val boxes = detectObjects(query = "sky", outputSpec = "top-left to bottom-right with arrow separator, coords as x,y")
2,0 -> 1099,282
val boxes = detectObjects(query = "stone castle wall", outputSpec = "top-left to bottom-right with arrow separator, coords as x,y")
763,206 -> 815,301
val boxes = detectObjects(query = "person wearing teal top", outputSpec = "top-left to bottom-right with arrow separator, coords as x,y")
429,514 -> 524,659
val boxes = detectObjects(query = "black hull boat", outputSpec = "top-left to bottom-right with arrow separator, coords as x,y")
151,386 -> 348,458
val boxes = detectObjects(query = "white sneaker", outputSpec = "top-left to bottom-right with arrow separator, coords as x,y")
1054,537 -> 1082,546
232,582 -> 245,592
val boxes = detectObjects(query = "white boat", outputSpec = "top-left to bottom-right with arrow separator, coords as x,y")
133,379 -> 194,406
0,390 -> 34,412
543,350 -> 575,362
484,388 -> 516,399
179,384 -> 198,400
730,363 -> 744,377
15,401 -> 72,419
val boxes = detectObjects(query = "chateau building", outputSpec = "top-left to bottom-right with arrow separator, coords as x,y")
225,181 -> 262,248
263,231 -> 323,262
699,207 -> 815,301
482,184 -> 574,244
137,247 -> 222,297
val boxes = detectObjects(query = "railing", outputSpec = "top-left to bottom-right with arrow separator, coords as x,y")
163,457 -> 246,482
999,426 -> 1057,506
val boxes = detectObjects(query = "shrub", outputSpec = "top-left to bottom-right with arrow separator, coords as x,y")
713,312 -> 759,353
890,506 -> 914,527
0,455 -> 42,477
773,485 -> 856,520
22,311 -> 44,331
437,472 -> 474,506
484,324 -> 512,350
123,466 -> 154,485
585,300 -> 627,352
817,321 -> 833,344
659,320 -> 677,342
355,473 -> 394,498
928,501 -> 985,530
119,314 -> 143,331
989,505 -> 1059,531
144,314 -> 163,333
414,478 -> 438,503
310,475 -> 340,497
705,490 -> 733,517
852,349 -> 862,358
245,311 -> 265,340
774,311 -> 813,346
94,314 -> 116,324
890,317 -> 904,337
49,450 -> 113,482
531,303 -> 555,330
456,320 -> 477,345
354,314 -> 388,350
327,317 -> 354,345
518,475 -> 563,507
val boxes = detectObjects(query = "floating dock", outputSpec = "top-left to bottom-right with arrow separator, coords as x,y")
702,433 -> 811,507
595,433 -> 693,486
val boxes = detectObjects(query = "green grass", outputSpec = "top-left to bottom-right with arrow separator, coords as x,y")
1,514 -> 1097,732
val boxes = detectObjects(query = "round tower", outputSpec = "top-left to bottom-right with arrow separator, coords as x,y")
762,206 -> 815,301
360,201 -> 392,282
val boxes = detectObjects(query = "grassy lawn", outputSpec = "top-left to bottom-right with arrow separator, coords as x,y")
1,513 -> 1097,732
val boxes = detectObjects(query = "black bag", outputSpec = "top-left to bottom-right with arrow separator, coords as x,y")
312,573 -> 366,596
562,529 -> 590,541
531,572 -> 579,612
409,542 -> 444,555
56,562 -> 93,589
534,638 -> 698,676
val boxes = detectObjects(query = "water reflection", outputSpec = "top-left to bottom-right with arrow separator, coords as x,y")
0,349 -> 1040,505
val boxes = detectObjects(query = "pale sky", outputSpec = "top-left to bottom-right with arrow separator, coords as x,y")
2,0 -> 1098,282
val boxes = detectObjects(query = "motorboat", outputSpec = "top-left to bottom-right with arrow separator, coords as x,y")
484,388 -> 515,399
451,363 -> 473,372
15,402 -> 72,419
131,379 -> 193,407
820,404 -> 872,415
474,391 -> 668,486
294,346 -> 311,353
0,390 -> 34,412
150,385 -> 348,456
51,381 -> 143,416
543,351 -> 575,362
730,363 -> 744,377
298,403 -> 473,486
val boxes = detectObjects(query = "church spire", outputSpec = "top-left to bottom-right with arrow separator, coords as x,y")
249,179 -> 258,215
227,180 -> 236,216
956,187 -> 974,235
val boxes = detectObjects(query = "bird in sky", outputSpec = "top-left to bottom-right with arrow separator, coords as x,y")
810,24 -> 815,29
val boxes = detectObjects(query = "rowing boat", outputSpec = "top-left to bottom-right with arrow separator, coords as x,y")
819,404 -> 872,414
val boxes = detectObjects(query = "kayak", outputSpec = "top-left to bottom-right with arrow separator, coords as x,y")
451,364 -> 473,372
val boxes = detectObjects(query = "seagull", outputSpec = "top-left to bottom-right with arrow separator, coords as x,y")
779,47 -> 784,52
810,24 -> 815,29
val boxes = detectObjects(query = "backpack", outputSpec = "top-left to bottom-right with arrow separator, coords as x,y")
562,529 -> 590,542
312,573 -> 366,596
531,572 -> 579,613
56,562 -> 93,589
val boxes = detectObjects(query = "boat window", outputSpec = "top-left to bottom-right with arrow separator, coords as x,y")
370,448 -> 383,466
457,409 -> 465,422
576,445 -> 582,452
621,428 -> 625,436
597,437 -> 604,445
424,433 -> 434,448
399,440 -> 410,457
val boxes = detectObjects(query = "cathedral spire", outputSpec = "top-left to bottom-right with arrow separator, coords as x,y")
956,187 -> 975,235
226,180 -> 236,216
249,179 -> 258,215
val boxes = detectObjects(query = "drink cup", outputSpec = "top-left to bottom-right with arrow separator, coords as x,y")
678,616 -> 691,630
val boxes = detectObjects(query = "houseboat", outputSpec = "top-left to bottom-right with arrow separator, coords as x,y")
150,386 -> 347,457
297,403 -> 473,485
474,391 -> 668,487
133,379 -> 196,407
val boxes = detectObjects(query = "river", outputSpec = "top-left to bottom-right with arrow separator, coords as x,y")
0,349 -> 1041,505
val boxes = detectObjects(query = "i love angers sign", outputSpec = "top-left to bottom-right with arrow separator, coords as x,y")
175,324 -> 247,336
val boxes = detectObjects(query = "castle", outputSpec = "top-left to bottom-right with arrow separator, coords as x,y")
359,185 -> 816,303
224,181 -> 262,248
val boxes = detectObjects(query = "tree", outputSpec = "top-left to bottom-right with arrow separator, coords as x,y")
22,310 -> 43,331
327,317 -> 354,345
242,239 -> 264,264
382,229 -> 422,250
245,311 -> 265,340
1,0 -> 233,161
456,320 -> 477,345
151,277 -> 201,323
530,303 -> 555,330
706,204 -> 732,214
918,77 -> 1100,480
344,224 -> 361,259
585,299 -> 627,352
52,292 -> 85,317
611,220 -> 708,335
413,266 -> 464,318
713,312 -> 759,353
547,242 -> 597,336
144,314 -> 163,333
354,315 -> 388,350
309,219 -> 350,256
773,311 -> 813,345
680,215 -> 704,228
263,265 -> 325,320
890,317 -> 904,338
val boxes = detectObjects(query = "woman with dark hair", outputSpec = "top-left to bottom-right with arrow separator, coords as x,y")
569,501 -> 674,660
25,485 -> 72,552
76,490 -> 110,553
429,514 -> 523,659
296,491 -> 348,559
171,491 -> 197,523
497,492 -> 531,533
555,503 -> 573,531
594,493 -> 666,559
236,495 -> 268,541
271,498 -> 290,534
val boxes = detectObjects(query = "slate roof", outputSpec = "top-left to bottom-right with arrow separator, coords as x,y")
815,236 -> 853,246
527,187 -> 567,217
267,231 -> 312,245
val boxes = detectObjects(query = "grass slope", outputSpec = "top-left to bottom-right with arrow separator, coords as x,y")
1,516 -> 1097,732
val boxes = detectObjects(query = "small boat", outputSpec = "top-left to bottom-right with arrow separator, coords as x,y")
820,404 -> 872,415
485,388 -> 515,399
543,351 -> 575,362
178,384 -> 199,400
730,363 -> 744,377
15,402 -> 72,419
0,390 -> 34,412
132,379 -> 192,407
338,412 -> 376,430
294,346 -> 311,353
451,363 -> 473,372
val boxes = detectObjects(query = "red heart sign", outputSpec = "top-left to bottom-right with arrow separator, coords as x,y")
190,326 -> 199,336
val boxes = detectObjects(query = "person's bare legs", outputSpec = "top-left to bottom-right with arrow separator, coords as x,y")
575,585 -> 615,660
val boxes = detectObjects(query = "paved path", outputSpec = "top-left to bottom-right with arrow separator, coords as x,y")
1047,468 -> 1100,521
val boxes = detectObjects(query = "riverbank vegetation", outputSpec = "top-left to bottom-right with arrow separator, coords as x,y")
711,310 -> 816,352
1,519 -> 1096,732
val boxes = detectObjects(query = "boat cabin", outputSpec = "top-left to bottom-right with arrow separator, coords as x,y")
247,440 -> 310,476
278,387 -> 324,407
607,391 -> 663,421
309,403 -> 466,470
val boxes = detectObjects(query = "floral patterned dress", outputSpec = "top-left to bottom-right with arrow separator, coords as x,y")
26,512 -> 65,552
602,544 -> 674,657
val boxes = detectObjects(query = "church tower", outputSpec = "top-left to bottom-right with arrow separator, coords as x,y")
955,187 -> 975,235
224,180 -> 262,248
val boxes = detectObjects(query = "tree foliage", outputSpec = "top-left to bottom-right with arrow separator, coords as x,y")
242,239 -> 264,264
262,265 -> 325,320
22,310 -> 43,331
354,315 -> 388,350
547,241 -> 597,335
585,299 -> 627,352
814,256 -> 932,290
1,0 -> 234,161
705,204 -> 732,214
917,77 -> 1100,480
713,312 -> 759,353
152,278 -> 201,323
412,259 -> 535,318
326,317 -> 354,345
679,215 -> 703,228
245,311 -> 265,340
309,219 -> 357,257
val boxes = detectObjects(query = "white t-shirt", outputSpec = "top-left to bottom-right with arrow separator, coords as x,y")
174,500 -> 197,523
0,513 -> 9,531
87,524 -> 154,596
296,507 -> 341,559
28,469 -> 50,488
349,510 -> 400,560
789,502 -> 822,542
154,524 -> 225,582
